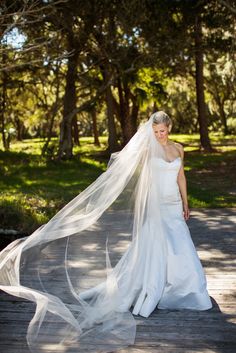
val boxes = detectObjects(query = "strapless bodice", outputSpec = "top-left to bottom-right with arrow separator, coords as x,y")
150,157 -> 182,204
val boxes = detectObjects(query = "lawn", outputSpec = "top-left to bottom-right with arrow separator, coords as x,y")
0,133 -> 235,236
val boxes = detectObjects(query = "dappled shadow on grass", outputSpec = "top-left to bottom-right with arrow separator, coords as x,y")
0,149 -> 106,235
0,150 -> 105,198
185,150 -> 236,207
0,198 -> 44,232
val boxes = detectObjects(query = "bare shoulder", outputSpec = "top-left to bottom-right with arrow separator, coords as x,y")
174,142 -> 183,151
174,142 -> 184,158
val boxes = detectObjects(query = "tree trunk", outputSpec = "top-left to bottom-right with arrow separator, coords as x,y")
102,68 -> 119,153
214,93 -> 229,135
58,61 -> 77,158
219,102 -> 229,135
152,101 -> 158,112
58,12 -> 79,159
42,101 -> 60,156
194,15 -> 213,151
106,84 -> 119,153
117,77 -> 126,134
1,53 -> 7,150
15,117 -> 23,141
130,93 -> 139,135
117,78 -> 135,145
91,108 -> 100,146
72,116 -> 80,146
42,61 -> 61,155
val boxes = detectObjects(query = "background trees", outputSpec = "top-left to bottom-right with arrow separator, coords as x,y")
0,0 -> 235,156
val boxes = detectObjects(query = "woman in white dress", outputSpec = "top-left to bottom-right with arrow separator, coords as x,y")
79,111 -> 212,317
0,111 -> 212,353
131,112 -> 212,315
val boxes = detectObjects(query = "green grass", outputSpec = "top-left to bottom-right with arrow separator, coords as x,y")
182,150 -> 236,208
0,133 -> 235,234
0,137 -> 108,233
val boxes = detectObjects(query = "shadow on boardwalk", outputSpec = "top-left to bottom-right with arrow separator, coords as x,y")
0,208 -> 236,353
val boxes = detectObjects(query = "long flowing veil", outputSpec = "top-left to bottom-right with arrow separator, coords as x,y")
0,113 -> 169,352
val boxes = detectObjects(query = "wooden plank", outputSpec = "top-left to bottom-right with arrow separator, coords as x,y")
0,208 -> 235,353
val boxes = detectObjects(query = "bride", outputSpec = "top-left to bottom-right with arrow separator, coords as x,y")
0,111 -> 212,352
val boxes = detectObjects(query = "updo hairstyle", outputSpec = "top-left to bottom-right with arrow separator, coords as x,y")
151,111 -> 172,133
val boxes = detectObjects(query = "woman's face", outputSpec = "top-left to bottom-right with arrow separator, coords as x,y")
152,123 -> 169,141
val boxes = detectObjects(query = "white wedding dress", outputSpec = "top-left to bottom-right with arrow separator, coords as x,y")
0,115 -> 212,352
79,156 -> 212,317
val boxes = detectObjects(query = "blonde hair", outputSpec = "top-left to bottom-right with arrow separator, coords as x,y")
151,111 -> 172,132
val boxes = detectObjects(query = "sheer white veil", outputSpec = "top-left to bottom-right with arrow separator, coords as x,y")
0,112 -> 170,352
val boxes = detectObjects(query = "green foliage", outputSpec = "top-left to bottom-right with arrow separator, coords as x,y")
135,67 -> 168,109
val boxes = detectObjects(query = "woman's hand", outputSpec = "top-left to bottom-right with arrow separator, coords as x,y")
183,203 -> 190,221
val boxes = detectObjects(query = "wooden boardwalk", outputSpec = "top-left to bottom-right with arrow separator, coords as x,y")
0,208 -> 236,353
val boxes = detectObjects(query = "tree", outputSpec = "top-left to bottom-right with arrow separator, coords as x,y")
205,53 -> 236,135
138,0 -> 235,150
1,0 -> 235,155
194,12 -> 212,150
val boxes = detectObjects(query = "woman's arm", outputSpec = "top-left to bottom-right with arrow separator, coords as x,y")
176,144 -> 190,221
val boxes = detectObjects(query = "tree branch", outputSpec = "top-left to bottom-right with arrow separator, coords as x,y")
217,0 -> 236,15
